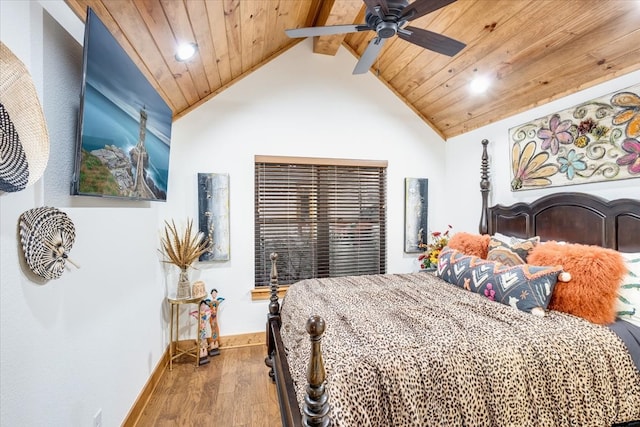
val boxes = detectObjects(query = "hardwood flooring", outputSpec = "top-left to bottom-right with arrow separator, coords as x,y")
135,345 -> 282,427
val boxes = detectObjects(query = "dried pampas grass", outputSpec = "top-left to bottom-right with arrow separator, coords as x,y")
160,218 -> 211,269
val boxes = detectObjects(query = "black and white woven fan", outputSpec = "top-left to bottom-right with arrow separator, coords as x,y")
18,207 -> 78,280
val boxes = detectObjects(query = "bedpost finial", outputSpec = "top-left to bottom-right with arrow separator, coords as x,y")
306,315 -> 326,337
304,315 -> 329,427
269,252 -> 280,315
270,252 -> 278,281
479,139 -> 490,235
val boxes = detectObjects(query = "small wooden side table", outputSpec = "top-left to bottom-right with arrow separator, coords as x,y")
168,295 -> 203,370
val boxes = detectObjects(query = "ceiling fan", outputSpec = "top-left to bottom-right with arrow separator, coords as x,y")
285,0 -> 466,75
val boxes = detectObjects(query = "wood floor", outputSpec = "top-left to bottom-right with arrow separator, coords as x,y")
135,345 -> 282,427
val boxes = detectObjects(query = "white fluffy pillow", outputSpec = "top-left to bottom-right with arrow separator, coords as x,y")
616,252 -> 640,327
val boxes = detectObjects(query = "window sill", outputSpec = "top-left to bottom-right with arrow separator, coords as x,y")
251,285 -> 290,301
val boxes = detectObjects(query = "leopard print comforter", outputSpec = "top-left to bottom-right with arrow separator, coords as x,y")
279,273 -> 640,427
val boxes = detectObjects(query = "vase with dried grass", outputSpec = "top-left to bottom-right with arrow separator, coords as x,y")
160,219 -> 211,299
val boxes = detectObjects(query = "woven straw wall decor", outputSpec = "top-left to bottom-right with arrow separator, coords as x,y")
0,41 -> 50,192
18,207 -> 77,280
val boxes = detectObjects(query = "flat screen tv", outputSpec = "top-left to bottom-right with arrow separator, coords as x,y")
72,7 -> 172,201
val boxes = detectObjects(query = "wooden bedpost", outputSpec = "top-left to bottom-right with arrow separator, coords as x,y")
479,139 -> 490,234
303,315 -> 330,427
268,252 -> 280,317
265,252 -> 280,380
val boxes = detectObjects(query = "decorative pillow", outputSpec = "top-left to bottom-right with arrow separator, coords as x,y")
527,241 -> 626,325
486,234 -> 540,266
437,247 -> 561,316
447,232 -> 490,259
616,252 -> 640,328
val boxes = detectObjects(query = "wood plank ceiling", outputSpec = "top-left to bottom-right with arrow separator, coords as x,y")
64,0 -> 640,140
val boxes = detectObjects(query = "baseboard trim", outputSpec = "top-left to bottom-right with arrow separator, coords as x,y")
122,331 -> 265,425
121,346 -> 169,427
219,331 -> 265,349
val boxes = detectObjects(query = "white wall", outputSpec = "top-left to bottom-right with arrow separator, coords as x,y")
1,2 -> 171,426
445,70 -> 640,234
166,38 -> 449,336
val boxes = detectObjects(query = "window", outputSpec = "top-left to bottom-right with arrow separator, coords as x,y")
255,156 -> 387,287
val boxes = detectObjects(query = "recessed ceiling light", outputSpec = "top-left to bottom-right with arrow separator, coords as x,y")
175,42 -> 198,62
469,75 -> 491,94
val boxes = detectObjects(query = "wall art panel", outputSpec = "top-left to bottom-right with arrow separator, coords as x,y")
509,84 -> 639,191
404,177 -> 428,253
198,173 -> 230,261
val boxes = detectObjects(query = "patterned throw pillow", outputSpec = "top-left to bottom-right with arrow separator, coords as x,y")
486,233 -> 540,266
437,246 -> 561,316
616,252 -> 640,328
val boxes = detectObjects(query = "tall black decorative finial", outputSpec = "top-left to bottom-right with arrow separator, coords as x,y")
268,252 -> 279,316
479,139 -> 490,234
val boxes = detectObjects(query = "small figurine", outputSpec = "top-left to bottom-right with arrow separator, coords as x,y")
196,300 -> 211,365
205,288 -> 224,356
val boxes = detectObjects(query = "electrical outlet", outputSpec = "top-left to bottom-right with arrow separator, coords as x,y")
93,409 -> 102,427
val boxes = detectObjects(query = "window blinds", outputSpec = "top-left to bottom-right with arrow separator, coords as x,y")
254,157 -> 387,287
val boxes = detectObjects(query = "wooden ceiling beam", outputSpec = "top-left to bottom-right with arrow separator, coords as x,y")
312,0 -> 364,56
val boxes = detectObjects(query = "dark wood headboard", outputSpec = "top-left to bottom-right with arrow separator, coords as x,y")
478,141 -> 640,252
487,193 -> 640,252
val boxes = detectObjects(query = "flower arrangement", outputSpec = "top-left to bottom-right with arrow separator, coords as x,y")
418,225 -> 452,270
160,218 -> 211,270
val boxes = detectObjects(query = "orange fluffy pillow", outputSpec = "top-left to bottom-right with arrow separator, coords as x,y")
447,232 -> 490,259
527,241 -> 626,324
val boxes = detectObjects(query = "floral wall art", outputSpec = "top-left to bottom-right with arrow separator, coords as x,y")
508,84 -> 639,191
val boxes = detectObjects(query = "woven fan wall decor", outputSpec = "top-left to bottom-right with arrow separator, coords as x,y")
19,207 -> 77,280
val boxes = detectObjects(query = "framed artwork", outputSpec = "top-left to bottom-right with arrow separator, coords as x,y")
71,8 -> 172,201
404,178 -> 428,253
508,83 -> 639,191
198,173 -> 230,261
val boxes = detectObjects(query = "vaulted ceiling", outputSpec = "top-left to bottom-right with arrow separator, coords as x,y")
64,0 -> 640,140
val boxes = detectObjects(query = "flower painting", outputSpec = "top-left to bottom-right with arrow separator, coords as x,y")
508,84 -> 640,191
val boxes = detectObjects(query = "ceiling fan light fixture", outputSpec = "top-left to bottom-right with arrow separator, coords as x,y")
376,21 -> 398,38
469,75 -> 491,94
285,0 -> 466,75
175,42 -> 198,62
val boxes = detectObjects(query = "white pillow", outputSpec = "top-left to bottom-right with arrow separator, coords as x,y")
492,232 -> 540,245
492,232 -> 516,244
616,252 -> 640,328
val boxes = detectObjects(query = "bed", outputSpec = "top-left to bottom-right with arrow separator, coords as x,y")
265,139 -> 640,427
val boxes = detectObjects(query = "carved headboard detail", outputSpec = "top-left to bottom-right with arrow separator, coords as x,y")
487,192 -> 640,252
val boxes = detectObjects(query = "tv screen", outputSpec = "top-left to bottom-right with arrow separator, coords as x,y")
72,7 -> 172,201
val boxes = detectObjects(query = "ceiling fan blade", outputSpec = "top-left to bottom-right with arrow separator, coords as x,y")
353,37 -> 386,75
363,0 -> 389,17
400,0 -> 457,21
285,24 -> 370,38
398,26 -> 465,56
